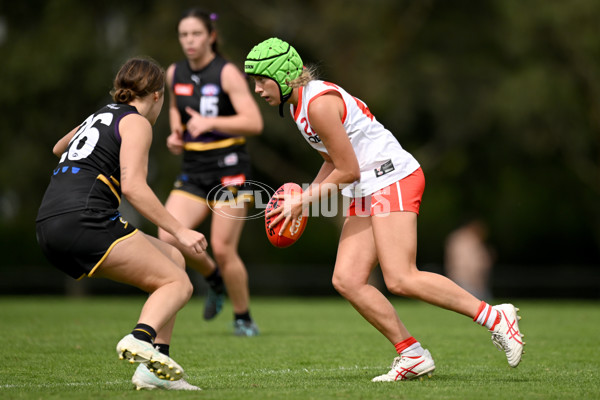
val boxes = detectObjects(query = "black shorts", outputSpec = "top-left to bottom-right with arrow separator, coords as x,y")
175,144 -> 253,204
35,210 -> 138,279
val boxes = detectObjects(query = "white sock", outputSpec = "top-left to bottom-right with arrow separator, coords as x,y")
401,342 -> 425,357
474,302 -> 500,330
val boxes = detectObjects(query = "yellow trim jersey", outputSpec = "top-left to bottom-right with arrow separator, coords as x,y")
172,56 -> 245,153
36,104 -> 138,221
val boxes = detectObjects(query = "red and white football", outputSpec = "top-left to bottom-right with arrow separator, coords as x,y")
265,182 -> 308,248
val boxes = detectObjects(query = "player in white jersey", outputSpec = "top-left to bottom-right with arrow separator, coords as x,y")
292,79 -> 420,198
245,38 -> 525,381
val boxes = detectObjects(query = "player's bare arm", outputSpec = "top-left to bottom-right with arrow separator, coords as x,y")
52,126 -> 79,157
165,64 -> 185,155
301,93 -> 360,206
220,63 -> 263,135
119,113 -> 206,253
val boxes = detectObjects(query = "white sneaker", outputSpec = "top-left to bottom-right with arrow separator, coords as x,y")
116,334 -> 184,381
372,349 -> 435,382
490,304 -> 525,367
132,364 -> 201,391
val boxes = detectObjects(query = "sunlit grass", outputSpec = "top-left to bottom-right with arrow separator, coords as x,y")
0,297 -> 598,399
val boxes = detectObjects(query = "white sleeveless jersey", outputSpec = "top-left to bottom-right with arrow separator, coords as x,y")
291,80 -> 420,198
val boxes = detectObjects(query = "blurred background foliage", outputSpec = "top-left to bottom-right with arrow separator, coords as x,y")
1,0 -> 598,295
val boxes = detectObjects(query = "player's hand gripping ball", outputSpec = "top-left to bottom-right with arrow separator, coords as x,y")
265,182 -> 308,248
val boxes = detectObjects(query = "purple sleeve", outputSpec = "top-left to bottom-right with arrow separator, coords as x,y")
113,111 -> 137,142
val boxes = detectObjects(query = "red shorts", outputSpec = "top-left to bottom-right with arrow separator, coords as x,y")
347,167 -> 425,217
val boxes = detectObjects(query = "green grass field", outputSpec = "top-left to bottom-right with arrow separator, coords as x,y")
0,296 -> 598,399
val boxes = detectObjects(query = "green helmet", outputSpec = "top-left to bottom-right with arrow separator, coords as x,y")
245,37 -> 303,103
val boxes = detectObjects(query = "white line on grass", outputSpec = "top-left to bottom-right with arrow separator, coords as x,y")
0,365 -> 381,389
231,365 -> 380,377
0,380 -> 127,389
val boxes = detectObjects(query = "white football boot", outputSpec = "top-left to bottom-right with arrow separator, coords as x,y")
490,304 -> 525,367
372,349 -> 435,382
116,334 -> 184,381
132,364 -> 201,391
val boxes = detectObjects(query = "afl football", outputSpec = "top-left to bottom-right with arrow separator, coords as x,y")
265,182 -> 308,248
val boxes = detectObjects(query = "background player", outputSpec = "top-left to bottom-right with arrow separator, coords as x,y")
158,8 -> 263,336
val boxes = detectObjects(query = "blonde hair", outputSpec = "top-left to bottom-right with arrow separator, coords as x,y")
287,65 -> 318,89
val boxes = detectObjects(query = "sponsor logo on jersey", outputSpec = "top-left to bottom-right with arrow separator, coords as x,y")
201,84 -> 220,96
374,160 -> 395,178
174,83 -> 194,96
221,173 -> 246,187
221,152 -> 239,167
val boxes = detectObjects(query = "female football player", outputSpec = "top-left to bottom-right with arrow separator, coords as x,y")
246,37 -> 525,382
158,8 -> 263,336
36,57 -> 202,390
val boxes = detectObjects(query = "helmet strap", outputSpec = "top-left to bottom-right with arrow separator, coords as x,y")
279,92 -> 291,117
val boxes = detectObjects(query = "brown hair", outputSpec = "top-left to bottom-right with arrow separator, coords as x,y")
179,8 -> 219,54
111,57 -> 165,104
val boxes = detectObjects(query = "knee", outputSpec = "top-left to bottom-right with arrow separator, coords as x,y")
177,272 -> 194,301
331,275 -> 343,295
147,269 -> 193,301
385,275 -> 417,298
211,240 -> 237,266
184,279 -> 194,301
332,274 -> 357,299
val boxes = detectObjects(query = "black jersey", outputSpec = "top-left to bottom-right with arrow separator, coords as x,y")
37,104 -> 139,221
172,55 -> 240,146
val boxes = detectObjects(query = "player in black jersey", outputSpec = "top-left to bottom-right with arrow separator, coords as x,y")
158,8 -> 263,336
36,57 -> 204,391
